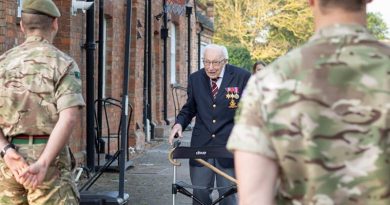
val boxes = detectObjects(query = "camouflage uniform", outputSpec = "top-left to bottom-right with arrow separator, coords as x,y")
227,24 -> 390,205
0,35 -> 85,204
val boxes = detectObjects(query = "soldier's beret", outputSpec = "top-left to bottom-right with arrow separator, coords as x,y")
22,0 -> 61,18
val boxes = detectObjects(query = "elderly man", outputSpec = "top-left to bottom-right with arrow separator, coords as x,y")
227,0 -> 390,204
0,0 -> 84,204
169,44 -> 251,205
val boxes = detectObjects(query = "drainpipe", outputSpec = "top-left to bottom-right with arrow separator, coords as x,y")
119,0 -> 133,198
186,4 -> 192,79
162,0 -> 170,125
143,0 -> 149,137
97,0 -> 104,154
147,0 -> 154,137
197,23 -> 203,70
85,0 -> 96,171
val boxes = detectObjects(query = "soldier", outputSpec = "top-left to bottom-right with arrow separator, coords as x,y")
227,0 -> 390,204
0,0 -> 85,204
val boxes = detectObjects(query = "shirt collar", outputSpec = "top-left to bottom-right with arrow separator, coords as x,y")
309,23 -> 375,42
25,35 -> 50,44
219,65 -> 226,79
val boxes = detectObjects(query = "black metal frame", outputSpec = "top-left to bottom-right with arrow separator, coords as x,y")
79,97 -> 133,192
81,0 -> 132,203
172,183 -> 237,205
171,84 -> 187,117
94,98 -> 133,166
170,142 -> 237,205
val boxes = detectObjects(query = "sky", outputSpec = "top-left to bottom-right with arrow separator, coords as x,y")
367,0 -> 390,37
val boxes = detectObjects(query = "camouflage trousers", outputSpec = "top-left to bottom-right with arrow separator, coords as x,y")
0,143 -> 79,205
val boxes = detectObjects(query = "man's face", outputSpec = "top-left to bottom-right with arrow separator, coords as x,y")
203,48 -> 227,79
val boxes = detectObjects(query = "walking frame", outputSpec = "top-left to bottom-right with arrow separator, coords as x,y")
168,141 -> 237,205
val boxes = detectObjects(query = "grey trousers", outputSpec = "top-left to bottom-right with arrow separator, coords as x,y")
190,158 -> 237,205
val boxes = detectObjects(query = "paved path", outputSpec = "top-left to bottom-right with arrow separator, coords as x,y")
85,130 -> 194,205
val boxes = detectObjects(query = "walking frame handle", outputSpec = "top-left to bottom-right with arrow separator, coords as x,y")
168,141 -> 237,184
168,140 -> 182,166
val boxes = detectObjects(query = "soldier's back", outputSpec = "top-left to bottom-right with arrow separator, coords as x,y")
0,36 -> 77,136
261,24 -> 390,204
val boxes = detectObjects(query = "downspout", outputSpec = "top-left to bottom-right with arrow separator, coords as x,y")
85,0 -> 96,171
119,0 -> 133,198
186,5 -> 192,79
162,0 -> 170,125
197,23 -> 203,70
143,0 -> 148,135
97,0 -> 104,153
147,0 -> 154,136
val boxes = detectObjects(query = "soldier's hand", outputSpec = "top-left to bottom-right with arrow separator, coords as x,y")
3,148 -> 29,183
19,170 -> 38,190
20,160 -> 49,190
169,124 -> 183,145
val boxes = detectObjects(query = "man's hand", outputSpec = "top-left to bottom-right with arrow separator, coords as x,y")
20,159 -> 49,190
3,149 -> 29,184
168,124 -> 183,145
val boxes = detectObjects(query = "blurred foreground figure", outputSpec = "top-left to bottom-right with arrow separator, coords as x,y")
227,0 -> 390,204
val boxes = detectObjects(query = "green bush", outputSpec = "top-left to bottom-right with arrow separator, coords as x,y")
226,45 -> 253,72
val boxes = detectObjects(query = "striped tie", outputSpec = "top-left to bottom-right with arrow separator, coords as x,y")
211,78 -> 219,99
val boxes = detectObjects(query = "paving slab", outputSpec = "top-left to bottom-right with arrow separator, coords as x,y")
84,130 -> 194,205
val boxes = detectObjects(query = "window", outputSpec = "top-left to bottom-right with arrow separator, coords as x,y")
102,17 -> 107,98
200,42 -> 207,68
102,16 -> 113,98
17,0 -> 23,18
170,23 -> 177,84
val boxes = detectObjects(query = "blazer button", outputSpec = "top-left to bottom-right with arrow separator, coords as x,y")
211,134 -> 216,138
213,104 -> 216,108
212,120 -> 216,123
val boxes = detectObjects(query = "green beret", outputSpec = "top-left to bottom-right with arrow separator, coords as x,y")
22,0 -> 61,18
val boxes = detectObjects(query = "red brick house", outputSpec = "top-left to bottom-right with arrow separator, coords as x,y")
0,0 -> 214,167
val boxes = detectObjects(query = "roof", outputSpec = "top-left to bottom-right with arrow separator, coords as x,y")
196,11 -> 214,31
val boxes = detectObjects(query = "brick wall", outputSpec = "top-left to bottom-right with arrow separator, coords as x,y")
0,1 -> 18,53
0,0 -> 214,166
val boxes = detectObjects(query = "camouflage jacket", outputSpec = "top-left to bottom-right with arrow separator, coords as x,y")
227,24 -> 390,205
0,36 -> 85,137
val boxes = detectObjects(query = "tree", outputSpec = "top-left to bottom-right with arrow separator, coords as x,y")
367,12 -> 389,40
226,45 -> 253,72
214,0 -> 313,62
214,1 -> 389,63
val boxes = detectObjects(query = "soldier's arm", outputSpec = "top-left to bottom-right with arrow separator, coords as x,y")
21,106 -> 81,189
234,150 -> 278,205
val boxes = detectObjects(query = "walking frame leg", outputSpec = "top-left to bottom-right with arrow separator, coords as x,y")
211,187 -> 237,205
172,161 -> 177,205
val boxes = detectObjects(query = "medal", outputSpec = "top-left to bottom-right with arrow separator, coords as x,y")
225,87 -> 239,108
228,99 -> 238,108
233,87 -> 239,99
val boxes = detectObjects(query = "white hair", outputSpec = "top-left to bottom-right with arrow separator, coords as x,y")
203,44 -> 229,60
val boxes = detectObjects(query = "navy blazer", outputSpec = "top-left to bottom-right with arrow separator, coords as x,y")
175,64 -> 251,167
